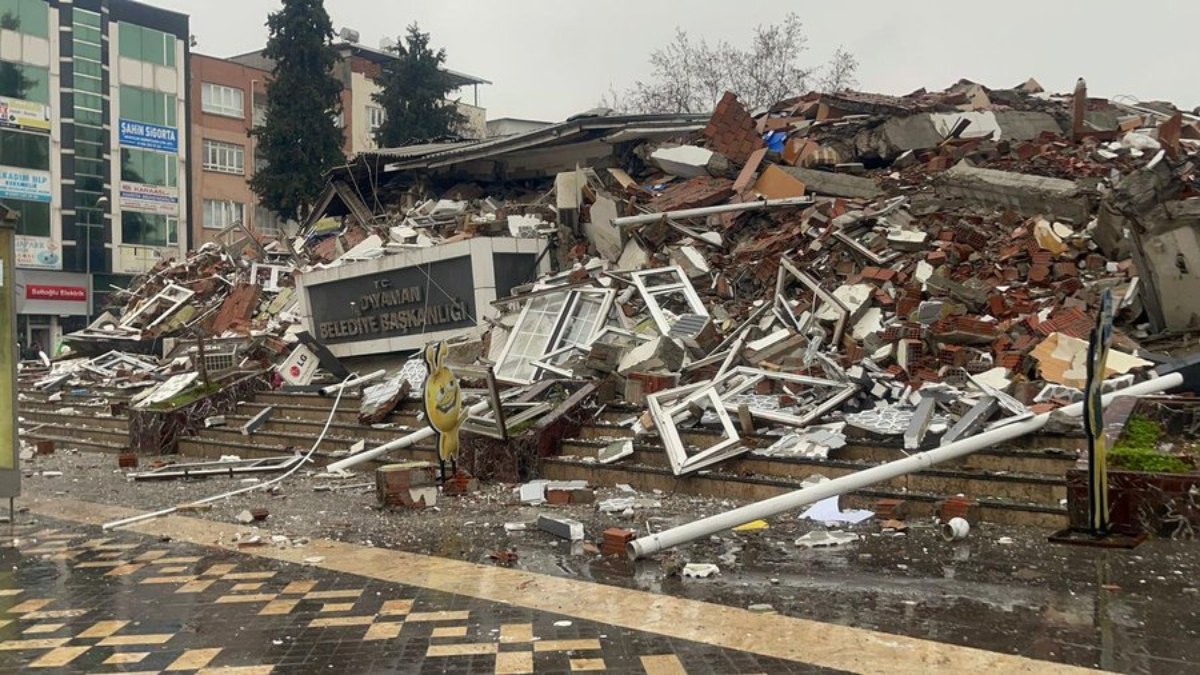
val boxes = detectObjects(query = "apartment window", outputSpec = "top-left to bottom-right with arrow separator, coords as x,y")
366,106 -> 385,132
122,212 -> 176,247
119,86 -> 177,127
118,23 -> 177,68
1,198 -> 48,237
202,83 -> 244,118
121,148 -> 177,187
203,199 -> 243,230
203,139 -> 244,174
253,205 -> 282,238
0,128 -> 49,170
0,62 -> 49,104
0,0 -> 49,38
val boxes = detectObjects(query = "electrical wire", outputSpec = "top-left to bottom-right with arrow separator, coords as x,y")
102,375 -> 351,531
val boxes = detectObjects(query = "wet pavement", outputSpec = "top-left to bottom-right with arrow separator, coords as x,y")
0,517 -> 822,674
17,452 -> 1200,673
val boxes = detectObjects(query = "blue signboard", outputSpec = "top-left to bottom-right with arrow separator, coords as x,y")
119,119 -> 178,153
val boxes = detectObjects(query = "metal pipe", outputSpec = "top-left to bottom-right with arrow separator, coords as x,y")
319,369 -> 385,396
628,372 -> 1184,559
325,399 -> 492,472
612,197 -> 813,229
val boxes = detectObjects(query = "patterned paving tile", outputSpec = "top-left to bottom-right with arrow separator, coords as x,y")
0,516 -> 832,674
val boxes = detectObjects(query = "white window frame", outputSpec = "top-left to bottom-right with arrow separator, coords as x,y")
202,139 -> 244,175
203,199 -> 243,230
494,288 -> 615,384
201,83 -> 244,118
367,106 -> 385,132
630,266 -> 709,336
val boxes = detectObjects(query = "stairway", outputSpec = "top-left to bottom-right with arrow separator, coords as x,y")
17,385 -> 133,455
543,404 -> 1077,528
18,379 -> 1079,528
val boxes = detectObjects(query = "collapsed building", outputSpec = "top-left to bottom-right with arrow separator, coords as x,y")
16,77 -> 1200,548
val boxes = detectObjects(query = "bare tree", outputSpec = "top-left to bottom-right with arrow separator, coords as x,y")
613,14 -> 831,114
818,46 -> 859,93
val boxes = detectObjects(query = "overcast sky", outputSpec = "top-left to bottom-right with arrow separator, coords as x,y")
154,0 -> 1200,121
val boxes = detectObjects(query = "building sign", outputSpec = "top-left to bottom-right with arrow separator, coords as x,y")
119,119 -> 179,153
0,167 -> 51,202
26,284 -> 85,302
0,97 -> 50,133
119,181 -> 179,215
15,235 -> 61,270
305,256 -> 476,346
15,270 -> 89,316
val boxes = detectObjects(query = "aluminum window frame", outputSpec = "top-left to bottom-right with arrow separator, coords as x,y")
630,266 -> 708,336
201,82 -> 245,119
202,139 -> 245,175
494,288 -> 615,384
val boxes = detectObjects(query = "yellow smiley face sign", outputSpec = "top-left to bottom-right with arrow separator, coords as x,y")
422,341 -> 463,463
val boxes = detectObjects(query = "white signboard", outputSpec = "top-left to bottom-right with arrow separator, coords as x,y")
0,167 -> 51,202
119,181 -> 179,215
15,235 -> 62,270
278,344 -> 319,385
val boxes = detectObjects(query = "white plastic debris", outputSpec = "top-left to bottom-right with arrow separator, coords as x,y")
794,530 -> 860,548
681,563 -> 720,579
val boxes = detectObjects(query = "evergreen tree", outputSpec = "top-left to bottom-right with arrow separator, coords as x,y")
250,0 -> 344,222
373,24 -> 466,147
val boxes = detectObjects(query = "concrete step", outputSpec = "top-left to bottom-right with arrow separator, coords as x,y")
18,400 -> 119,415
541,457 -> 1068,529
176,437 -> 439,469
562,436 -> 1078,477
218,415 -> 421,444
559,439 -> 1065,507
18,410 -> 130,431
21,428 -> 129,454
233,401 -> 422,426
251,391 -> 367,407
19,387 -> 135,402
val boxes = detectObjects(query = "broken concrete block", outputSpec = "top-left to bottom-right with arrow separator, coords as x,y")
779,167 -> 882,200
586,341 -> 627,374
519,481 -> 548,505
650,145 -> 728,178
617,238 -> 649,270
376,462 -> 438,508
537,514 -> 585,541
585,194 -> 623,262
855,114 -> 943,160
241,406 -> 274,436
618,337 -> 685,375
815,284 -> 873,323
204,416 -> 226,428
936,162 -> 1092,223
598,439 -> 634,464
887,229 -> 928,252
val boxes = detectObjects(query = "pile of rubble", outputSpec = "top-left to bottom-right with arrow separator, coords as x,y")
460,77 -> 1198,475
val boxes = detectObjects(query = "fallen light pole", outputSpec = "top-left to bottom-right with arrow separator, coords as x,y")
612,197 -> 814,230
628,367 -> 1193,559
325,400 -> 491,472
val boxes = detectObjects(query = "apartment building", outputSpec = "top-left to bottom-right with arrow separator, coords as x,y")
188,53 -> 278,248
0,0 -> 188,351
230,38 -> 490,157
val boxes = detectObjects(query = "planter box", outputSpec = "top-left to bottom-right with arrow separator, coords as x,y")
1066,468 -> 1200,536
